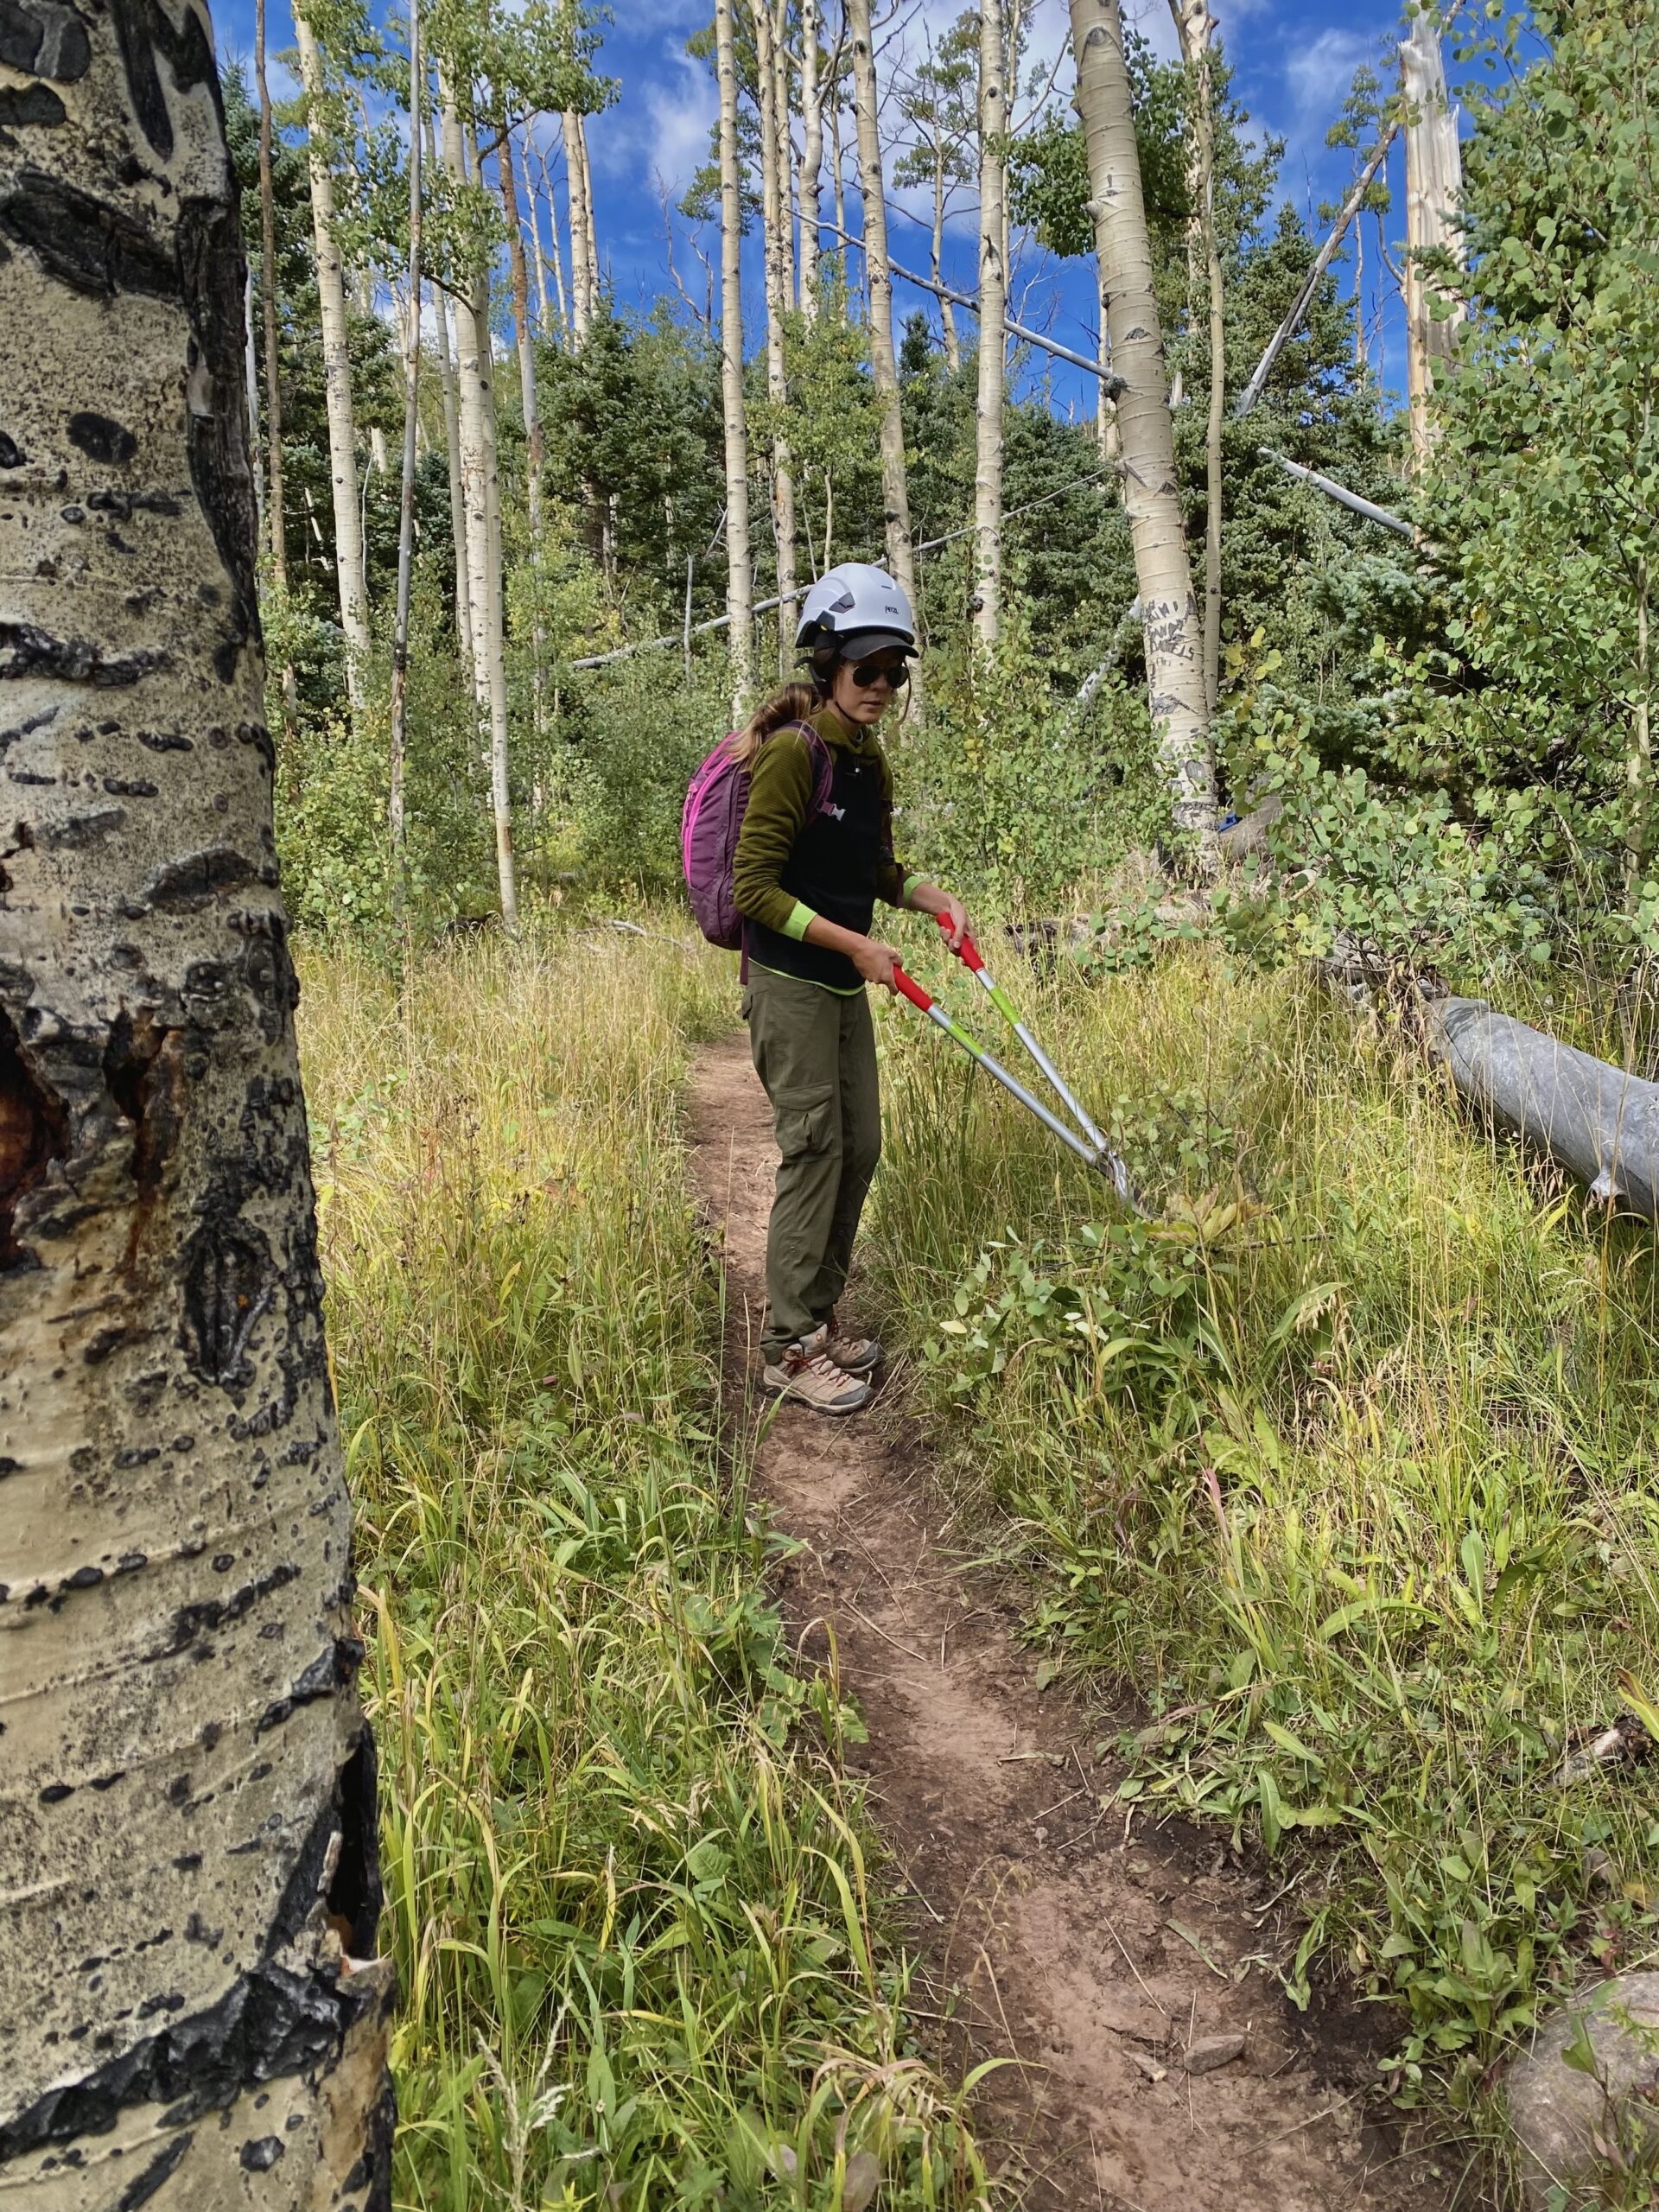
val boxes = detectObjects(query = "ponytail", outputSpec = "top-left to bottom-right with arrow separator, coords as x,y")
727,680 -> 825,770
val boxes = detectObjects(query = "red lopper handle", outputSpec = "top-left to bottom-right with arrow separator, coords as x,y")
935,911 -> 984,972
892,965 -> 934,1012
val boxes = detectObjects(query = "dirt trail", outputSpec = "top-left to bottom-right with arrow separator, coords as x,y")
691,1035 -> 1462,2212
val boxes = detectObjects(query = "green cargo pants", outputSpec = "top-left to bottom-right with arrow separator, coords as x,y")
742,967 -> 881,1360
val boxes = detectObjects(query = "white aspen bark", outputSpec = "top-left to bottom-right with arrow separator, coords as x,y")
423,111 -> 473,673
521,136 -> 550,334
245,265 -> 264,546
0,5 -> 393,2198
1069,0 -> 1215,847
579,112 -> 599,311
1173,0 -> 1224,713
1096,282 -> 1120,461
974,0 -> 1007,652
1400,10 -> 1463,473
254,0 -> 288,588
570,110 -> 601,336
755,0 -> 798,673
391,0 -> 423,912
536,140 -> 571,342
932,142 -> 960,372
562,109 -> 593,341
847,0 -> 921,697
499,122 -> 548,738
442,83 -> 517,925
294,6 -> 372,704
830,82 -> 848,311
798,0 -> 823,324
715,0 -> 755,715
770,0 -> 796,308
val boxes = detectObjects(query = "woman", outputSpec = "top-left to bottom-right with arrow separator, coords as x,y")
732,563 -> 970,1415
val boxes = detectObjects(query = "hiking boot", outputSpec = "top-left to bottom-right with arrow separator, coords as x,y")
822,1314 -> 883,1376
762,1327 -> 873,1415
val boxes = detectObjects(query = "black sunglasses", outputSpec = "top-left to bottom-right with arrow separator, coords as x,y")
849,658 -> 910,689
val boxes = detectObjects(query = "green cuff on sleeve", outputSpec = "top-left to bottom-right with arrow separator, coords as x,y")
902,874 -> 925,905
783,899 -> 819,942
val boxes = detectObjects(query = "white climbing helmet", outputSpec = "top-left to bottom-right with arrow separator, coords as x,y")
795,562 -> 917,664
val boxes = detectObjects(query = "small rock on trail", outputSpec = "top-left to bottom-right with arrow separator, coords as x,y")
690,1034 -> 1459,2210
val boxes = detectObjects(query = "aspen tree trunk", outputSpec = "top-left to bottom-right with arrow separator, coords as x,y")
536,140 -> 571,341
254,0 -> 287,586
294,6 -> 372,704
830,81 -> 848,310
391,0 -> 423,914
423,113 -> 473,675
1096,283 -> 1120,461
498,120 -> 549,736
442,80 -> 517,924
1069,0 -> 1215,846
1400,10 -> 1463,473
973,0 -> 1007,652
1173,0 -> 1224,712
521,136 -> 550,334
754,0 -> 798,669
563,109 -> 593,340
769,0 -> 796,308
931,141 -> 960,372
245,266 -> 264,543
847,0 -> 921,699
578,111 -> 599,310
798,0 -> 823,324
715,0 -> 755,715
0,3 -> 393,2197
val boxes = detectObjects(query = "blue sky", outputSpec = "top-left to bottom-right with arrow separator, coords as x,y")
218,0 -> 1436,414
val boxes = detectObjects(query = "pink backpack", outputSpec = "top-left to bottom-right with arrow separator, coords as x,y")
682,721 -> 834,950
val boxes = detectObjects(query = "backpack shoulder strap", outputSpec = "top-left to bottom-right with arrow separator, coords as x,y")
786,720 -> 836,817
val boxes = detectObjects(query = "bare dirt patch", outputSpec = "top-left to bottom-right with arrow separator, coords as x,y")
690,1033 -> 1468,2210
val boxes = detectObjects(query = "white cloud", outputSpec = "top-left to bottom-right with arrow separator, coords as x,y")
1284,29 -> 1374,125
593,36 -> 715,198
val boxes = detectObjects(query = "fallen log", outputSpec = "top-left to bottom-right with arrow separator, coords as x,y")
1429,996 -> 1659,1220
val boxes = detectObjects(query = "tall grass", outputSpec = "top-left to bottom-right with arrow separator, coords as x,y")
299,930 -> 989,2211
866,943 -> 1659,2113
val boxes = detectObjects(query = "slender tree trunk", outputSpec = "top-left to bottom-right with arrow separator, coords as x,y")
799,0 -> 823,324
1400,11 -> 1464,473
1354,207 -> 1365,373
245,266 -> 264,548
563,109 -> 594,341
1096,282 -> 1120,461
499,118 -> 549,737
1069,0 -> 1215,848
521,135 -> 551,334
847,0 -> 922,698
974,0 -> 1007,652
423,112 -> 472,676
830,82 -> 849,312
578,111 -> 600,310
255,0 -> 288,588
715,0 -> 756,715
755,0 -> 798,671
391,0 -> 423,918
1173,0 -> 1224,712
537,140 -> 571,341
932,140 -> 960,371
295,5 -> 372,703
769,0 -> 797,309
0,10 -> 393,2193
442,79 -> 517,925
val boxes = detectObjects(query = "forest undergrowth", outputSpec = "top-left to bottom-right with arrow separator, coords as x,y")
298,931 -> 991,2212
866,938 -> 1659,2136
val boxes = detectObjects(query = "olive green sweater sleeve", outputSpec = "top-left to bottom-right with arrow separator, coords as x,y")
732,728 -> 818,940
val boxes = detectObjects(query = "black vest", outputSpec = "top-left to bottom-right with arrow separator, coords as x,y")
744,735 -> 886,991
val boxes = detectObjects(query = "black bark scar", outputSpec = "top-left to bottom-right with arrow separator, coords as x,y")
0,0 -> 91,80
